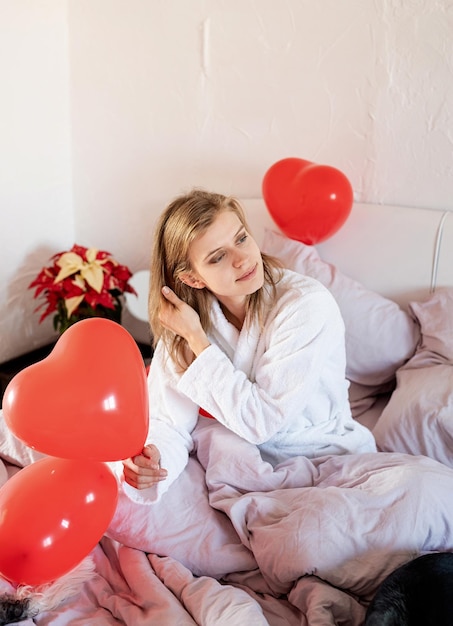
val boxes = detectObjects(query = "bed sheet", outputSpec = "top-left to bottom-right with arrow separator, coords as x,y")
3,415 -> 453,626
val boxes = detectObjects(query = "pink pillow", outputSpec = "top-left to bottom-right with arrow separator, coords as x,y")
374,288 -> 453,460
373,365 -> 453,464
408,287 -> 453,364
262,229 -> 420,386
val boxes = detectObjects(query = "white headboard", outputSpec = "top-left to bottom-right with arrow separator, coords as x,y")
240,198 -> 453,309
124,198 -> 452,336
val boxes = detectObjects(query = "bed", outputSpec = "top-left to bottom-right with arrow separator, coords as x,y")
1,198 -> 453,625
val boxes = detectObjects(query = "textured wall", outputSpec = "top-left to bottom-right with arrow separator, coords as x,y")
1,0 -> 453,362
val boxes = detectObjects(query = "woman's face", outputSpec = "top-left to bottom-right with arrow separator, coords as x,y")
183,209 -> 264,307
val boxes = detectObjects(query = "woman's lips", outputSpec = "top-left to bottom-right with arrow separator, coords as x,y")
237,264 -> 257,281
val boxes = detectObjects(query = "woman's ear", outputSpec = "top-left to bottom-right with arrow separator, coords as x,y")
179,273 -> 206,289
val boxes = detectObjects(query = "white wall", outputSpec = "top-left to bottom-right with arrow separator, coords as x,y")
1,0 -> 453,362
0,0 -> 73,361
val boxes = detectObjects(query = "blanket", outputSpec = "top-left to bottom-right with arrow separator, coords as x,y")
3,416 -> 453,625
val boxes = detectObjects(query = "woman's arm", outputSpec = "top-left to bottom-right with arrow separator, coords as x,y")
119,339 -> 200,503
177,278 -> 345,445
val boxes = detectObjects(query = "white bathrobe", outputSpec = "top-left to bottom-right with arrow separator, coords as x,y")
122,269 -> 376,504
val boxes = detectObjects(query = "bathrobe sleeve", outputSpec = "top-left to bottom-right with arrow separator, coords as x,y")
118,340 -> 200,503
177,274 -> 347,446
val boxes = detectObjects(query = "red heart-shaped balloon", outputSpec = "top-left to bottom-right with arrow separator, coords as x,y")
3,318 -> 149,461
262,157 -> 353,244
0,457 -> 118,585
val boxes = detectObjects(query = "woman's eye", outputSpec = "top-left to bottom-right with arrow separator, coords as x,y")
237,233 -> 248,244
211,253 -> 225,264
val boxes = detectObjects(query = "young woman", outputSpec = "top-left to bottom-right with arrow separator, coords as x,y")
121,189 -> 376,502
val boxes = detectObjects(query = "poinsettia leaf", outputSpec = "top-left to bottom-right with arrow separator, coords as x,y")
71,275 -> 86,292
97,250 -> 113,261
37,298 -> 58,323
65,294 -> 85,318
54,252 -> 84,282
81,265 -> 104,293
124,284 -> 138,295
56,251 -> 83,267
85,289 -> 115,309
85,247 -> 99,264
31,284 -> 48,298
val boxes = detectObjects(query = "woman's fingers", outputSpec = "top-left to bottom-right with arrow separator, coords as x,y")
122,445 -> 167,489
162,285 -> 179,304
141,444 -> 161,468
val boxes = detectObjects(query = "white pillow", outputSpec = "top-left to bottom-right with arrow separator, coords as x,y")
262,229 -> 420,387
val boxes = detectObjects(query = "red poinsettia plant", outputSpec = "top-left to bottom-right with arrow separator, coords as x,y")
29,244 -> 137,334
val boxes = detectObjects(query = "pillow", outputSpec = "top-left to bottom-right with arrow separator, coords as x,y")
261,229 -> 420,387
373,365 -> 453,465
374,288 -> 453,463
408,287 -> 453,364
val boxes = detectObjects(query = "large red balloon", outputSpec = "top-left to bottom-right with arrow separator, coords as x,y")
262,157 -> 353,244
0,457 -> 118,586
3,318 -> 149,461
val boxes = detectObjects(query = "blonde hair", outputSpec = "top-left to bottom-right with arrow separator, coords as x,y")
149,189 -> 282,369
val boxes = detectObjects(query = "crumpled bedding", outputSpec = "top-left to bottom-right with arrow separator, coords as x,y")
373,361 -> 453,465
3,414 -> 453,626
373,287 -> 453,466
193,419 -> 453,600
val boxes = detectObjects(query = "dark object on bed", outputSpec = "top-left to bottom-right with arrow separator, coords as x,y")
0,596 -> 32,625
365,552 -> 453,625
0,556 -> 95,625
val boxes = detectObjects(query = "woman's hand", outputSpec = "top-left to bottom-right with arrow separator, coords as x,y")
160,286 -> 210,356
122,444 -> 168,490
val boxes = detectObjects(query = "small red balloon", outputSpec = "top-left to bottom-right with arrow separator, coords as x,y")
3,318 -> 149,461
262,157 -> 353,244
0,457 -> 118,586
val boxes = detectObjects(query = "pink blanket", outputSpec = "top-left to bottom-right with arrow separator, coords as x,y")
3,418 -> 453,625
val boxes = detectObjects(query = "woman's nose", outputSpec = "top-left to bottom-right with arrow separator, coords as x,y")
232,250 -> 247,267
